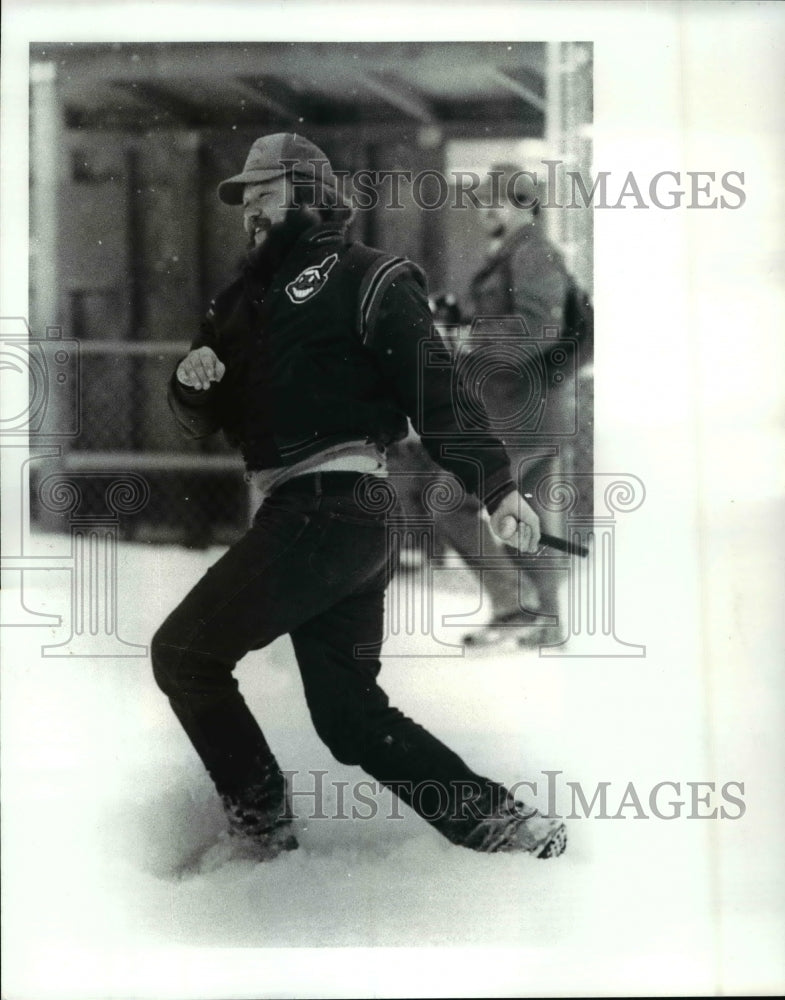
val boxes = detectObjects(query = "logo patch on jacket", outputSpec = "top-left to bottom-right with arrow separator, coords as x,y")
285,253 -> 338,304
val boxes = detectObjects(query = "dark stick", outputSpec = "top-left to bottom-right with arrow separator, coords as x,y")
540,532 -> 590,558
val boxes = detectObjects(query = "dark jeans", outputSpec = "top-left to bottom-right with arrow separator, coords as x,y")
152,471 -> 508,844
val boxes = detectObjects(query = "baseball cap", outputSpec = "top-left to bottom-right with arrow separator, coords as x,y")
217,133 -> 338,205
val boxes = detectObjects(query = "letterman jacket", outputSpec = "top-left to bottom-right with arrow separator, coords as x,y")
168,219 -> 516,511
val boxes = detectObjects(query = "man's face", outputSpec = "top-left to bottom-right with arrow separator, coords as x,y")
243,176 -> 290,248
478,194 -> 532,241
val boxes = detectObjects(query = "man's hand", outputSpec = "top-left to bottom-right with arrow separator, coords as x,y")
488,490 -> 541,554
176,347 -> 226,390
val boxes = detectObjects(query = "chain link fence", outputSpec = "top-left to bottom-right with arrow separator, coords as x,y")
30,342 -> 251,547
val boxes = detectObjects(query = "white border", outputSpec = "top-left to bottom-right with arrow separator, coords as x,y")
3,3 -> 785,998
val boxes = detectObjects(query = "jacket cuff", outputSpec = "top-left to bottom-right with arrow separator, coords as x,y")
483,476 -> 518,516
169,370 -> 220,407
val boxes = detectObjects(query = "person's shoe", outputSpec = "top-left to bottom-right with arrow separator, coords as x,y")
222,795 -> 299,861
463,799 -> 567,858
463,607 -> 555,649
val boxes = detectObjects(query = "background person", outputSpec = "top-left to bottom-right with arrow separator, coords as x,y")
397,162 -> 594,646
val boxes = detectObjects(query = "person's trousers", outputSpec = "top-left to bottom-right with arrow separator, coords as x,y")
151,471 -> 508,844
433,452 -> 562,621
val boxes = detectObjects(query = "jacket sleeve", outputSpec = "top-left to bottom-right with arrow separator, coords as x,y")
166,305 -> 224,440
364,266 -> 516,513
564,278 -> 594,366
509,238 -> 594,368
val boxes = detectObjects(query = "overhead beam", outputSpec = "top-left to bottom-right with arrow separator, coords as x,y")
232,77 -> 300,121
484,68 -> 547,114
201,116 -> 545,149
32,42 -> 545,85
110,81 -> 209,124
353,71 -> 435,124
107,82 -> 188,122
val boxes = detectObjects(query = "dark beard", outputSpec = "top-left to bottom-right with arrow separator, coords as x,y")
242,207 -> 323,290
245,217 -> 272,251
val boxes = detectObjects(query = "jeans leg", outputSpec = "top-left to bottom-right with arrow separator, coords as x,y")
289,550 -> 509,844
151,497 -> 325,803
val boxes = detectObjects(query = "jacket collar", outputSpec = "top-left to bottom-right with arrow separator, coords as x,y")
298,221 -> 346,247
241,215 -> 346,300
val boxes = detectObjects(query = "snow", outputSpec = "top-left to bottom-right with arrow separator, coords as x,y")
3,524 -> 781,999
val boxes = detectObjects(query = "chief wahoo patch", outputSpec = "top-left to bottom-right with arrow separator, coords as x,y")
285,253 -> 338,304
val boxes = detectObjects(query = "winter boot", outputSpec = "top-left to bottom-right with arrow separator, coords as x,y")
462,796 -> 567,857
216,769 -> 299,863
220,795 -> 299,861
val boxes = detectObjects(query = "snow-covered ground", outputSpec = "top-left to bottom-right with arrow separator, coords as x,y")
2,508 -> 782,998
